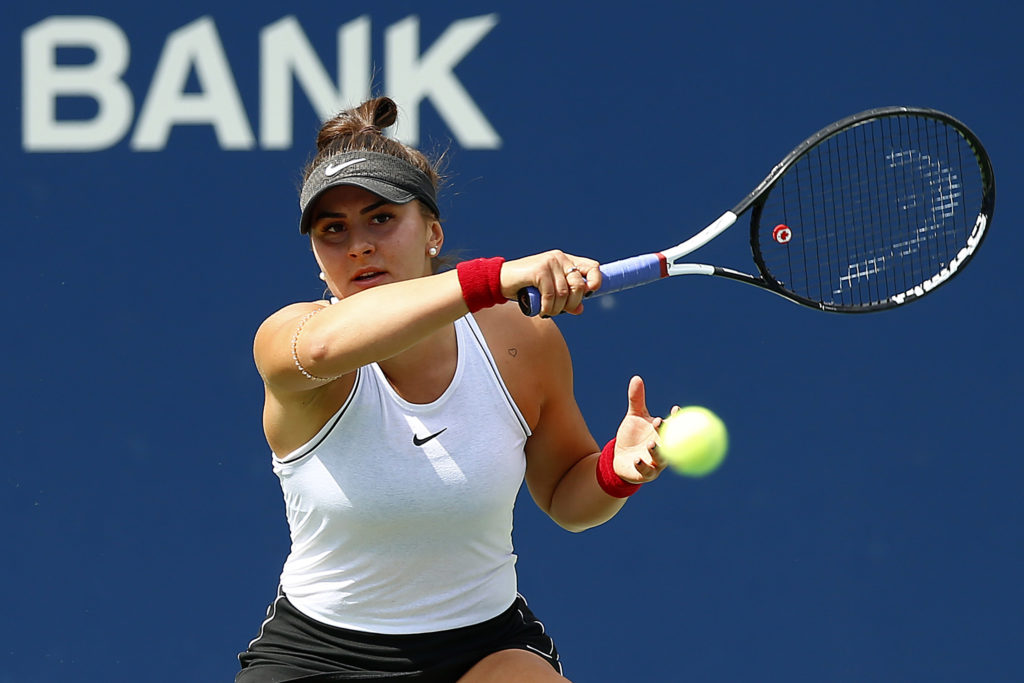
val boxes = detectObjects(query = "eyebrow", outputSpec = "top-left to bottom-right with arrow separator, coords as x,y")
314,199 -> 391,222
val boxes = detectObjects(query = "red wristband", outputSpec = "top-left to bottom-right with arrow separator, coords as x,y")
456,257 -> 506,312
596,438 -> 642,498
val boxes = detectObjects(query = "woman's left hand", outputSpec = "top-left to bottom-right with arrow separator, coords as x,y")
612,376 -> 669,485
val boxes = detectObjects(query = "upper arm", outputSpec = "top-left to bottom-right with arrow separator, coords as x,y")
520,319 -> 599,515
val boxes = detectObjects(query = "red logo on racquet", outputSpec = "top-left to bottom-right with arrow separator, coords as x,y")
772,224 -> 793,244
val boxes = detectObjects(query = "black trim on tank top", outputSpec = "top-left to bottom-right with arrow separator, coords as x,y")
275,368 -> 363,464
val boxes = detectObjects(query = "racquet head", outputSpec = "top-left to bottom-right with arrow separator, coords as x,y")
745,107 -> 994,312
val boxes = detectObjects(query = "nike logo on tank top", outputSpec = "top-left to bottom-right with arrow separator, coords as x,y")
272,315 -> 531,634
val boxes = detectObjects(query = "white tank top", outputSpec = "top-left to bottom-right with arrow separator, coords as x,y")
272,314 -> 531,634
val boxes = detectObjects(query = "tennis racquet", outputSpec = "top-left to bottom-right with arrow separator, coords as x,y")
517,106 -> 995,315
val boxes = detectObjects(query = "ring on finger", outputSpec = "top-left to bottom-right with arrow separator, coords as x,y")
565,265 -> 581,276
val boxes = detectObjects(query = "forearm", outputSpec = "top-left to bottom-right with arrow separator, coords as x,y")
302,270 -> 468,376
546,451 -> 629,533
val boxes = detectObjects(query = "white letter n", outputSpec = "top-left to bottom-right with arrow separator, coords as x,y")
260,16 -> 371,150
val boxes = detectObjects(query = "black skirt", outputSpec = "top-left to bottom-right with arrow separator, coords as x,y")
236,591 -> 562,682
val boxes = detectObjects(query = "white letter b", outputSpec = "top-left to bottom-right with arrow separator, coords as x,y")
23,16 -> 133,152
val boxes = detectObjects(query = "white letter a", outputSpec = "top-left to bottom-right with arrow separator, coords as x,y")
132,17 -> 254,150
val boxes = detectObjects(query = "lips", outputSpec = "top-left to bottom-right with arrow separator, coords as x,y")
351,267 -> 387,284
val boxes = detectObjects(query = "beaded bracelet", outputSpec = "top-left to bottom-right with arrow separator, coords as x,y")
596,438 -> 642,498
456,257 -> 506,312
290,308 -> 335,381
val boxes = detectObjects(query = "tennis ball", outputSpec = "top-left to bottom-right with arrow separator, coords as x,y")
657,406 -> 729,477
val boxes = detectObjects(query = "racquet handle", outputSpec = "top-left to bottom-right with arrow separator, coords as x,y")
516,253 -> 665,316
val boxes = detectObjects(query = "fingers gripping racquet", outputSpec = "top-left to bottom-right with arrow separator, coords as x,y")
517,106 -> 995,316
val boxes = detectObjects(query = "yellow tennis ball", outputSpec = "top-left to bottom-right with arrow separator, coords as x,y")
658,406 -> 729,477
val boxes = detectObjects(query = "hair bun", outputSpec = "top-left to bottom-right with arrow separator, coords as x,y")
368,97 -> 398,129
316,96 -> 399,151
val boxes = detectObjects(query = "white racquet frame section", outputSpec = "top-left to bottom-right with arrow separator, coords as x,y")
662,210 -> 737,275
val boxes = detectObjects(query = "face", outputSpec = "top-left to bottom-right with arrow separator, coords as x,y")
307,185 -> 442,300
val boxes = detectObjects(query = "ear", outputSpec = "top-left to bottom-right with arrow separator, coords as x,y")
427,219 -> 444,254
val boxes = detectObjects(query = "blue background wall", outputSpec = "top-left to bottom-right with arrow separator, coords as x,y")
4,2 -> 1022,681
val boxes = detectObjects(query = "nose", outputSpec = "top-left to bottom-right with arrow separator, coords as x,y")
347,229 -> 375,258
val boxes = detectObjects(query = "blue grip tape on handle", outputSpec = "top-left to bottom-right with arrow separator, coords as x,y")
599,254 -> 664,294
516,254 -> 664,317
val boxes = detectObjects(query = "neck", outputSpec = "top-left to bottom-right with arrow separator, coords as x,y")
377,321 -> 459,404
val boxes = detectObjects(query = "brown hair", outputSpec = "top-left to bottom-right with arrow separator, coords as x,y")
302,97 -> 441,219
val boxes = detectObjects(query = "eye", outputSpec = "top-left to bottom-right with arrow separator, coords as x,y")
370,212 -> 394,225
322,222 -> 347,234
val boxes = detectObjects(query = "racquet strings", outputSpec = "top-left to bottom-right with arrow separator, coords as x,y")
755,115 -> 987,309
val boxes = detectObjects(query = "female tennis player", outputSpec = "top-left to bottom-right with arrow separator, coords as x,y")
236,96 -> 668,682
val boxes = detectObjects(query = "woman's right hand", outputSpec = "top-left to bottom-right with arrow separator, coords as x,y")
499,250 -> 602,317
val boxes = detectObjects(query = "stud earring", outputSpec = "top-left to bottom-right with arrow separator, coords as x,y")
429,247 -> 439,257
318,272 -> 338,304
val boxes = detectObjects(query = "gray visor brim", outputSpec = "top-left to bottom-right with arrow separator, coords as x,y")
298,151 -> 439,233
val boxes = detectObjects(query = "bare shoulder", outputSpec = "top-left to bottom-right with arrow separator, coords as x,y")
254,300 -> 357,456
472,304 -> 572,430
472,302 -> 570,364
